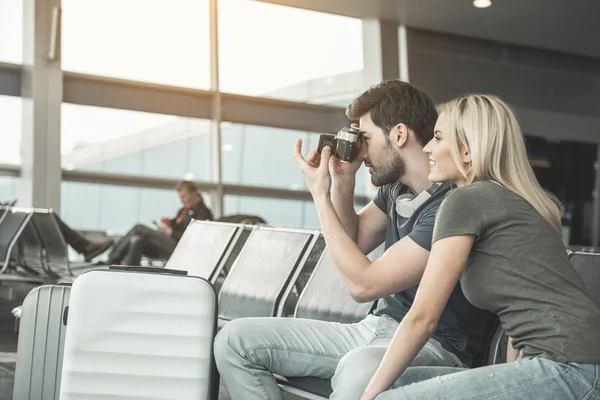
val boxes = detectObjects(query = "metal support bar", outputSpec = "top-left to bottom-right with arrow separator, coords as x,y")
61,71 -> 348,134
61,169 -> 218,192
399,24 -> 409,82
0,164 -> 20,178
0,165 -> 370,205
20,0 -> 63,211
209,0 -> 224,217
220,93 -> 347,134
63,72 -> 214,119
362,19 -> 401,86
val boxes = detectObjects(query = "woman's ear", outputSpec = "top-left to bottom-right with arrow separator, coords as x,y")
461,145 -> 471,164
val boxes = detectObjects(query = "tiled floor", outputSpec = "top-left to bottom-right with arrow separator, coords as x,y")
0,286 -> 232,400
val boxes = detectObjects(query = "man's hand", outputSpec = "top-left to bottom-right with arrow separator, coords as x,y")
157,223 -> 173,236
160,217 -> 171,227
330,151 -> 363,178
305,139 -> 363,180
294,139 -> 332,199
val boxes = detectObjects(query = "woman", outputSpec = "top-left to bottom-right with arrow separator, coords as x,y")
359,94 -> 600,400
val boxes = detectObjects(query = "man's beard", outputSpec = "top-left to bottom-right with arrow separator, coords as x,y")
370,145 -> 406,187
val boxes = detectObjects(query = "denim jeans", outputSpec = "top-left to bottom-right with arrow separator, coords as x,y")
213,314 -> 465,400
376,358 -> 600,400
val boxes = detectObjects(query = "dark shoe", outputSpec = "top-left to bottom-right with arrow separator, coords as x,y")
83,239 -> 114,262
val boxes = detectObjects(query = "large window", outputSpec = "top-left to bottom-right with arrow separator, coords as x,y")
221,123 -> 311,190
225,196 -> 368,229
60,182 -> 211,235
222,122 -> 373,195
62,0 -> 210,89
219,0 -> 364,105
0,0 -> 22,64
0,177 -> 19,203
224,195 -> 310,228
0,95 -> 22,165
61,104 -> 212,181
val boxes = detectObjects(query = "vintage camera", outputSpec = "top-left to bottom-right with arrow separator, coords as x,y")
317,126 -> 361,163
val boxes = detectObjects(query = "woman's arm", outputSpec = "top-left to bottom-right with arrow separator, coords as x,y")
360,234 -> 475,400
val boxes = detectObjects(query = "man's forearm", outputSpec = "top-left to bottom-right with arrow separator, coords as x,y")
331,175 -> 359,242
315,193 -> 370,287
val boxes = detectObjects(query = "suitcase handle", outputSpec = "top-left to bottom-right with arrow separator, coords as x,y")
108,265 -> 188,276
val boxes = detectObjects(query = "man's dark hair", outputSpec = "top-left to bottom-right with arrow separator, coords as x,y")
175,180 -> 198,193
346,80 -> 438,147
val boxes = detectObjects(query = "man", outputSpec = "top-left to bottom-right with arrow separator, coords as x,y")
102,180 -> 213,265
214,80 -> 492,399
55,215 -> 114,262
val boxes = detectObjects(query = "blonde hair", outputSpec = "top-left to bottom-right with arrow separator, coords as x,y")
443,94 -> 563,233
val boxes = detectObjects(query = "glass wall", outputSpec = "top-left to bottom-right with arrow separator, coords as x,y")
0,95 -> 22,166
224,195 -> 304,228
218,0 -> 364,106
0,0 -> 23,64
60,182 -> 199,234
61,104 -> 212,181
223,196 -> 369,229
221,123 -> 313,190
221,122 -> 373,195
0,0 -> 374,235
0,177 -> 19,204
62,0 -> 211,89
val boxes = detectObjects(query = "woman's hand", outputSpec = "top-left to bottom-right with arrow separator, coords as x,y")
293,139 -> 332,200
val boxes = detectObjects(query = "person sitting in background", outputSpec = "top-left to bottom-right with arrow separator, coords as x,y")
100,180 -> 214,266
54,215 -> 114,262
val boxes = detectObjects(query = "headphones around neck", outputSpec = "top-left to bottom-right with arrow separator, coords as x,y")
393,182 -> 442,218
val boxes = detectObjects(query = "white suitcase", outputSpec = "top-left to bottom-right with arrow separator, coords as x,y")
59,266 -> 219,400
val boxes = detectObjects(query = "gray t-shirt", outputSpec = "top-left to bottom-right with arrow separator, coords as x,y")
372,182 -> 493,367
433,180 -> 600,363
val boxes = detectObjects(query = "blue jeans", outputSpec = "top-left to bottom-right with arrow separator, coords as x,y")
214,314 -> 465,400
376,358 -> 600,400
